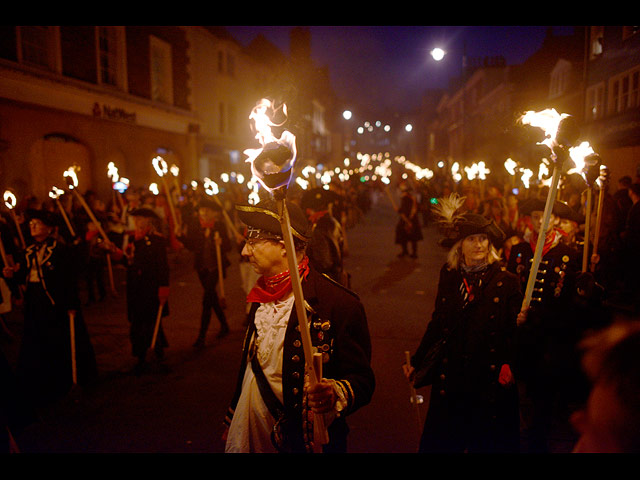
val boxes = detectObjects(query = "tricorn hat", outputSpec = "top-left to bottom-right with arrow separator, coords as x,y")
27,209 -> 59,227
236,199 -> 311,242
300,188 -> 342,211
519,197 -> 584,224
449,213 -> 506,247
129,207 -> 159,220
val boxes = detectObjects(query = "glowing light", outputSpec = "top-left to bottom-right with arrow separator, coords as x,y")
64,166 -> 79,189
3,190 -> 17,209
49,186 -> 65,200
504,158 -> 518,176
107,162 -> 119,182
152,156 -> 168,177
431,47 -> 446,61
521,169 -> 533,188
342,110 -> 352,120
203,177 -> 219,196
520,108 -> 570,151
243,98 -> 297,194
149,183 -> 159,195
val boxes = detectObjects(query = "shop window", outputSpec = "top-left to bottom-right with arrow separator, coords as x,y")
150,35 -> 173,104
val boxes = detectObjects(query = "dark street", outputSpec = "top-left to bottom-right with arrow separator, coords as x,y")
2,194 -> 578,453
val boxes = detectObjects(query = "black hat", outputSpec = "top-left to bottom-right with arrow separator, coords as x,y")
129,207 -> 159,220
27,209 -> 59,227
300,188 -> 342,211
454,213 -> 505,246
198,196 -> 221,211
519,198 -> 584,224
236,199 -> 311,242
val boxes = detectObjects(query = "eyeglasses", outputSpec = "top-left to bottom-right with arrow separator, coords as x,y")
244,237 -> 281,252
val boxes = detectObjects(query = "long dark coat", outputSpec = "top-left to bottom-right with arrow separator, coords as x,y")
307,213 -> 345,285
9,237 -> 97,406
225,268 -> 375,453
124,232 -> 169,359
411,261 -> 521,453
395,192 -> 423,244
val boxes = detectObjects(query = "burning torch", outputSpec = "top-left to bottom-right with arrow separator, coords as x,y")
49,186 -> 76,237
519,109 -> 580,313
64,166 -> 117,296
152,156 -> 180,235
244,98 -> 329,448
3,190 -> 26,249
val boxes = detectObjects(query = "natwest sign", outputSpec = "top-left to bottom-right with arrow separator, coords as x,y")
92,102 -> 137,124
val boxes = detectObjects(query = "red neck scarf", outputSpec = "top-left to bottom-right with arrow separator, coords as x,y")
530,228 -> 566,257
247,256 -> 310,304
199,217 -> 216,229
309,210 -> 328,224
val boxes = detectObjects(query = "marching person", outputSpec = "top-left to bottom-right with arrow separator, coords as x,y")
223,199 -> 375,453
179,197 -> 231,347
2,210 -> 97,407
404,212 -> 521,453
395,182 -> 423,258
508,197 -> 599,453
111,207 -> 169,375
301,188 -> 347,286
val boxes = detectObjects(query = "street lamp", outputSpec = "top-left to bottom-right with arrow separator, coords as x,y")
430,47 -> 446,62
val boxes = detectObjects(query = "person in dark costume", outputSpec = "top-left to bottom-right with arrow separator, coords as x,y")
112,207 -> 169,375
404,210 -> 521,453
508,197 -> 602,453
395,182 -> 423,258
179,197 -> 231,347
2,209 -> 97,407
301,188 -> 346,285
224,199 -> 374,453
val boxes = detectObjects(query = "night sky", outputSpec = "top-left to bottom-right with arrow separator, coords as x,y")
225,25 -> 575,113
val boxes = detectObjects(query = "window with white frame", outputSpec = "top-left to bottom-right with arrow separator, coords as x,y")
17,26 -> 58,71
609,66 -> 640,115
150,35 -> 173,104
590,26 -> 604,59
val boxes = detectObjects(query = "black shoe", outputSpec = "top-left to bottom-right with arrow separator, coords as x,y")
193,336 -> 205,348
410,253 -> 417,258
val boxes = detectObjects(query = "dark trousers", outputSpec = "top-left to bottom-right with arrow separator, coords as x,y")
196,269 -> 227,338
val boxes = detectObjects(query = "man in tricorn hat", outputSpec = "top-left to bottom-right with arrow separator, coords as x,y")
2,209 -> 97,406
223,199 -> 374,453
178,197 -> 231,347
508,198 -> 601,453
111,207 -> 169,375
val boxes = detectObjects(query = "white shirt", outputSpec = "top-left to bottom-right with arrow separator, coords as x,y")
225,295 -> 295,453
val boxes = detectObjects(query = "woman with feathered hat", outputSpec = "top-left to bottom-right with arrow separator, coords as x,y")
403,194 -> 522,453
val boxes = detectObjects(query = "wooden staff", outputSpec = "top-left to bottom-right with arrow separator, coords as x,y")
150,302 -> 164,350
214,231 -> 226,307
522,156 -> 563,311
71,189 -> 117,296
276,198 -> 329,448
405,351 -> 423,433
69,310 -> 77,385
54,198 -> 76,237
582,186 -> 593,272
590,182 -> 606,272
0,232 -> 8,268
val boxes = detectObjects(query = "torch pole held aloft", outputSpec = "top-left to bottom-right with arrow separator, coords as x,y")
591,184 -> 606,272
150,301 -> 165,350
522,155 -> 563,311
72,189 -> 117,296
582,187 -> 593,272
276,198 -> 329,448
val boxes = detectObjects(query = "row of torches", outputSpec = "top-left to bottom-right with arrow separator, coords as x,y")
0,104 -> 605,447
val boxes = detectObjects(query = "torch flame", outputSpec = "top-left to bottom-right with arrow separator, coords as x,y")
243,98 -> 297,194
49,186 -> 65,200
170,164 -> 179,177
107,162 -> 119,182
203,177 -> 219,196
64,166 -> 79,190
3,190 -> 16,210
504,158 -> 517,176
153,156 -> 168,177
520,108 -> 570,151
567,141 -> 595,176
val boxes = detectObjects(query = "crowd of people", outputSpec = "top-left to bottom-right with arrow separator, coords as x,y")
401,166 -> 640,453
1,160 -> 640,453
